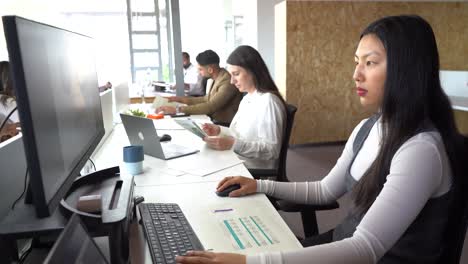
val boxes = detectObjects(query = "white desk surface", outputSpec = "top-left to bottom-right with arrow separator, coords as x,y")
91,116 -> 302,263
92,121 -> 249,186
131,182 -> 302,263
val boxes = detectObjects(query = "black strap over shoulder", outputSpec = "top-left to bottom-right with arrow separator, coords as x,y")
353,114 -> 381,154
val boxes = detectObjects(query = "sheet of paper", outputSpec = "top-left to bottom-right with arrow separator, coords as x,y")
173,119 -> 207,139
132,168 -> 187,186
152,96 -> 178,109
216,214 -> 281,250
132,163 -> 249,186
166,150 -> 244,176
191,198 -> 302,254
152,118 -> 185,130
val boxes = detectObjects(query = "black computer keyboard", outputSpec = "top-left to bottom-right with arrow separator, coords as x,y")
139,203 -> 204,264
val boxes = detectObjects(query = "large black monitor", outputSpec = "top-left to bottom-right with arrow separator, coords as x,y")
2,16 -> 104,218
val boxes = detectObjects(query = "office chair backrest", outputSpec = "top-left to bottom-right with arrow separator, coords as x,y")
277,104 -> 297,182
438,135 -> 468,263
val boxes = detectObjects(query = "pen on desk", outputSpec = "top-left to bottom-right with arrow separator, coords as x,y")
213,208 -> 233,213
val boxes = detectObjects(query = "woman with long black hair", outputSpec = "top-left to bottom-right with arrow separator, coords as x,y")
176,15 -> 467,264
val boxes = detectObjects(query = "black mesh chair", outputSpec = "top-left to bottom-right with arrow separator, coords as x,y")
247,104 -> 297,182
248,104 -> 339,238
440,194 -> 468,263
438,135 -> 468,263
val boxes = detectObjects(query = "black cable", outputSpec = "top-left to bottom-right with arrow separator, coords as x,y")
0,106 -> 17,132
89,158 -> 96,172
11,167 -> 29,210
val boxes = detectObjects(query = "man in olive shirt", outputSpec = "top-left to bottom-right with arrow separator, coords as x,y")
157,50 -> 242,125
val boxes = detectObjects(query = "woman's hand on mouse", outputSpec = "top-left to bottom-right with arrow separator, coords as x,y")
217,176 -> 257,197
176,250 -> 246,264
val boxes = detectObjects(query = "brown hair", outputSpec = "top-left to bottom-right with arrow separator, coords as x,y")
226,45 -> 286,107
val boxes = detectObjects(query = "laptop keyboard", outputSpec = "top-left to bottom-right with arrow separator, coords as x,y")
139,203 -> 204,264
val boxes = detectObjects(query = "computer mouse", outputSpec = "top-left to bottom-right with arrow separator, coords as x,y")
159,134 -> 172,142
216,184 -> 241,197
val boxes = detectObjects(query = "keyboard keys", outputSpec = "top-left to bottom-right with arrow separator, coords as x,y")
139,203 -> 204,264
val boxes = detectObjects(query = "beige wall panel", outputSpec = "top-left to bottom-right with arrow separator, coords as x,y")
454,110 -> 468,136
284,1 -> 468,144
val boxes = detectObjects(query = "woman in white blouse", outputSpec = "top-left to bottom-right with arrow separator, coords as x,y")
202,45 -> 286,165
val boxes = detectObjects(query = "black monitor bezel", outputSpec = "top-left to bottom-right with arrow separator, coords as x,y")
2,16 -> 105,218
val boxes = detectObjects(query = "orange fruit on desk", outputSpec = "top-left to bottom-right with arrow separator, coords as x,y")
147,113 -> 164,120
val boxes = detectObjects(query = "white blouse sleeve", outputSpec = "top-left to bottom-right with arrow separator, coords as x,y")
249,135 -> 447,264
232,95 -> 285,160
256,119 -> 365,204
219,125 -> 233,137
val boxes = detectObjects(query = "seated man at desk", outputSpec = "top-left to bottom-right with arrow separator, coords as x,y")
182,52 -> 206,96
157,50 -> 242,126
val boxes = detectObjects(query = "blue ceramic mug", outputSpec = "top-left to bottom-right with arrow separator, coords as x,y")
123,145 -> 144,175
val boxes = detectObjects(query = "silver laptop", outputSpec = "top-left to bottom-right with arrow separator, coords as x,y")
120,114 -> 199,160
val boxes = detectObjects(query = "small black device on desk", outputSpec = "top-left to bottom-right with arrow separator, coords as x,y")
216,184 -> 241,197
159,134 -> 172,142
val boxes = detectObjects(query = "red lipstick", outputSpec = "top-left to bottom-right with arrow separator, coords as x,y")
356,87 -> 367,96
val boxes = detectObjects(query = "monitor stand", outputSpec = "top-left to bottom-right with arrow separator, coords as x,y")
0,166 -> 134,264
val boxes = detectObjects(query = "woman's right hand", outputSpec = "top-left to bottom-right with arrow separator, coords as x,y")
202,123 -> 220,136
216,176 -> 257,197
